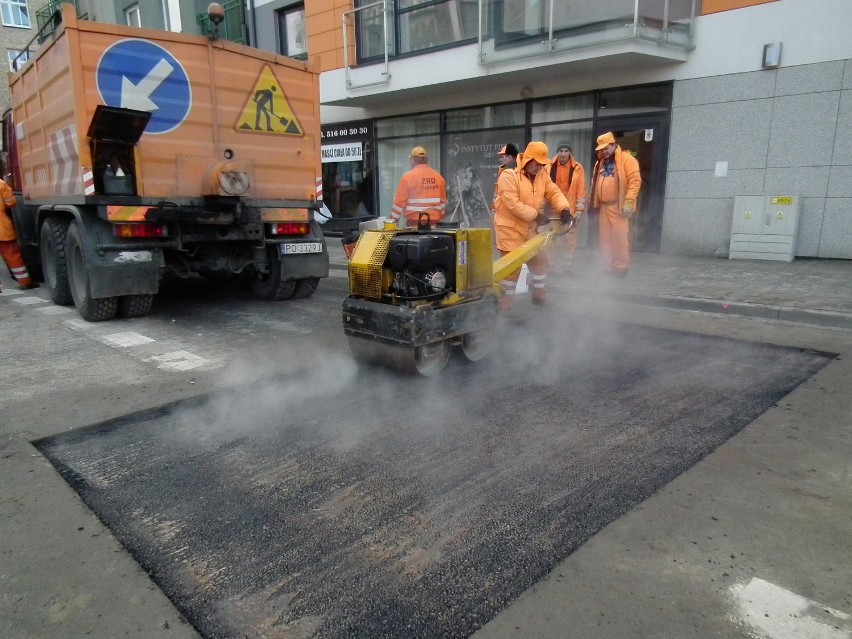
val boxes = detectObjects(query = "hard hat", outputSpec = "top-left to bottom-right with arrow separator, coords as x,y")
410,146 -> 427,158
521,141 -> 549,168
595,132 -> 616,151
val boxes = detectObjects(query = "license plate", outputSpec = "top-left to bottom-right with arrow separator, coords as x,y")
280,242 -> 323,255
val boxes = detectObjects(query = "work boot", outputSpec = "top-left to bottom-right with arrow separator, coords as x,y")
531,290 -> 549,307
19,282 -> 39,290
498,295 -> 514,312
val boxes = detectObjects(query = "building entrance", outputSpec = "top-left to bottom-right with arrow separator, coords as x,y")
593,116 -> 669,253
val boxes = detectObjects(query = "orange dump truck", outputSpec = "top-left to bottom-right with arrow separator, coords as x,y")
1,4 -> 328,321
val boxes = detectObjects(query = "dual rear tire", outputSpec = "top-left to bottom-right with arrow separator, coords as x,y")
42,218 -> 154,322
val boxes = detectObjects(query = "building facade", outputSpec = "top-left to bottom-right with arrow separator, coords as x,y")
248,0 -> 852,258
4,1 -> 851,257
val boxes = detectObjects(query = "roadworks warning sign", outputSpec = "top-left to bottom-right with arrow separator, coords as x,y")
235,66 -> 303,136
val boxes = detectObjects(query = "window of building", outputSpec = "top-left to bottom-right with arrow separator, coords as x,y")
356,0 -> 478,62
445,103 -> 525,133
163,0 -> 182,32
531,95 -> 595,124
277,4 -> 306,60
1,0 -> 30,28
7,48 -> 29,71
125,4 -> 141,27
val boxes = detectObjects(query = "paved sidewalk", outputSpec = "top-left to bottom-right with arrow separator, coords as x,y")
328,237 -> 852,330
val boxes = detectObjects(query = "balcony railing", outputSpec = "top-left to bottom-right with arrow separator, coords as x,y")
348,0 -> 697,73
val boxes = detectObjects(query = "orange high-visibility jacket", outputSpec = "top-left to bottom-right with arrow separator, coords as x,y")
494,154 -> 570,251
548,155 -> 587,215
591,147 -> 641,212
0,180 -> 18,241
391,163 -> 447,225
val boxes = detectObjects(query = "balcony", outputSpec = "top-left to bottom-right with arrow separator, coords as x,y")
326,0 -> 697,108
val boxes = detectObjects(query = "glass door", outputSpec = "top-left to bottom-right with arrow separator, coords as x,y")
592,116 -> 669,253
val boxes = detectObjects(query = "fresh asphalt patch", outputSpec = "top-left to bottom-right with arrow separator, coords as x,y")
36,319 -> 833,639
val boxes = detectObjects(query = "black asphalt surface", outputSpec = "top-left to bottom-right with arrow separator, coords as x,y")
36,316 -> 832,639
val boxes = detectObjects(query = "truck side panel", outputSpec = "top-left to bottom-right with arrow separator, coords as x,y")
11,6 -> 321,203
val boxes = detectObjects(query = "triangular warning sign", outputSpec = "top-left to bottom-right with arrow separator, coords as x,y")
234,65 -> 304,136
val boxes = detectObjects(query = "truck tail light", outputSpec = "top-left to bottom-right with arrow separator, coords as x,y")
113,223 -> 169,238
269,222 -> 309,236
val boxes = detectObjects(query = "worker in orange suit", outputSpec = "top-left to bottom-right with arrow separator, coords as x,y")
0,177 -> 37,292
548,142 -> 587,275
591,132 -> 641,278
390,146 -> 447,229
493,141 -> 570,309
491,143 -> 518,216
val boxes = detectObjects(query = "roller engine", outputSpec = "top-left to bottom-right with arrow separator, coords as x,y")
387,233 -> 456,300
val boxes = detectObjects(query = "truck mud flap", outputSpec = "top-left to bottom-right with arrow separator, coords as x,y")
89,248 -> 163,298
280,251 -> 330,281
342,296 -> 497,348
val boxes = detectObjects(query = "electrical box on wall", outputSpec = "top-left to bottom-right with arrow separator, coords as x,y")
729,195 -> 800,262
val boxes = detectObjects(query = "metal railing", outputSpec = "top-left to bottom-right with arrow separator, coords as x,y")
342,0 -> 697,84
478,0 -> 698,65
343,1 -> 391,89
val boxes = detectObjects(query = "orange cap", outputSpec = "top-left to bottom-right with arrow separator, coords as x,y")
521,141 -> 549,167
409,146 -> 427,158
595,132 -> 616,151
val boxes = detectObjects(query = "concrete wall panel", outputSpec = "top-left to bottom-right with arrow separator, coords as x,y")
827,165 -> 852,197
831,90 -> 852,165
764,167 -> 830,198
775,61 -> 844,96
662,198 -> 734,256
669,100 -> 772,171
672,71 -> 775,107
666,169 -> 766,198
767,92 -> 840,168
794,198 -> 826,257
818,198 -> 852,258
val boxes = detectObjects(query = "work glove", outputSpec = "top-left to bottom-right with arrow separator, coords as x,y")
535,208 -> 549,227
621,199 -> 636,218
559,209 -> 575,227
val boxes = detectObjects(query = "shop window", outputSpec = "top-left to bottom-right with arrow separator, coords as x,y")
376,113 -> 440,138
277,3 -> 306,60
445,103 -> 525,132
376,135 -> 441,223
1,0 -> 30,27
531,95 -> 594,124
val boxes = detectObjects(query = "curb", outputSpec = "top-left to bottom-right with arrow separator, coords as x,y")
574,289 -> 852,331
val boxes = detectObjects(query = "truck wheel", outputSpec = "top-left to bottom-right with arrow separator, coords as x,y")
119,294 -> 154,318
66,222 -> 118,321
40,218 -> 73,305
292,277 -> 319,299
249,247 -> 296,300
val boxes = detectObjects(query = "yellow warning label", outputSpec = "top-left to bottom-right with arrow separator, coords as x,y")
771,197 -> 793,205
235,66 -> 304,136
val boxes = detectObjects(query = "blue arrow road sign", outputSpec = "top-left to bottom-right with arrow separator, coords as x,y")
96,39 -> 191,135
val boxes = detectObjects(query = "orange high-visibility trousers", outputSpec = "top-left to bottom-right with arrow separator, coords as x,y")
598,202 -> 630,273
497,250 -> 549,310
0,240 -> 34,287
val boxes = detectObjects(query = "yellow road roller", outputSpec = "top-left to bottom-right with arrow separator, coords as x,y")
342,218 -> 561,375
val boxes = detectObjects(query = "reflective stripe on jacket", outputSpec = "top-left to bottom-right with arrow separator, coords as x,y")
493,153 -> 570,252
591,147 -> 641,212
391,163 -> 447,224
0,180 -> 18,242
